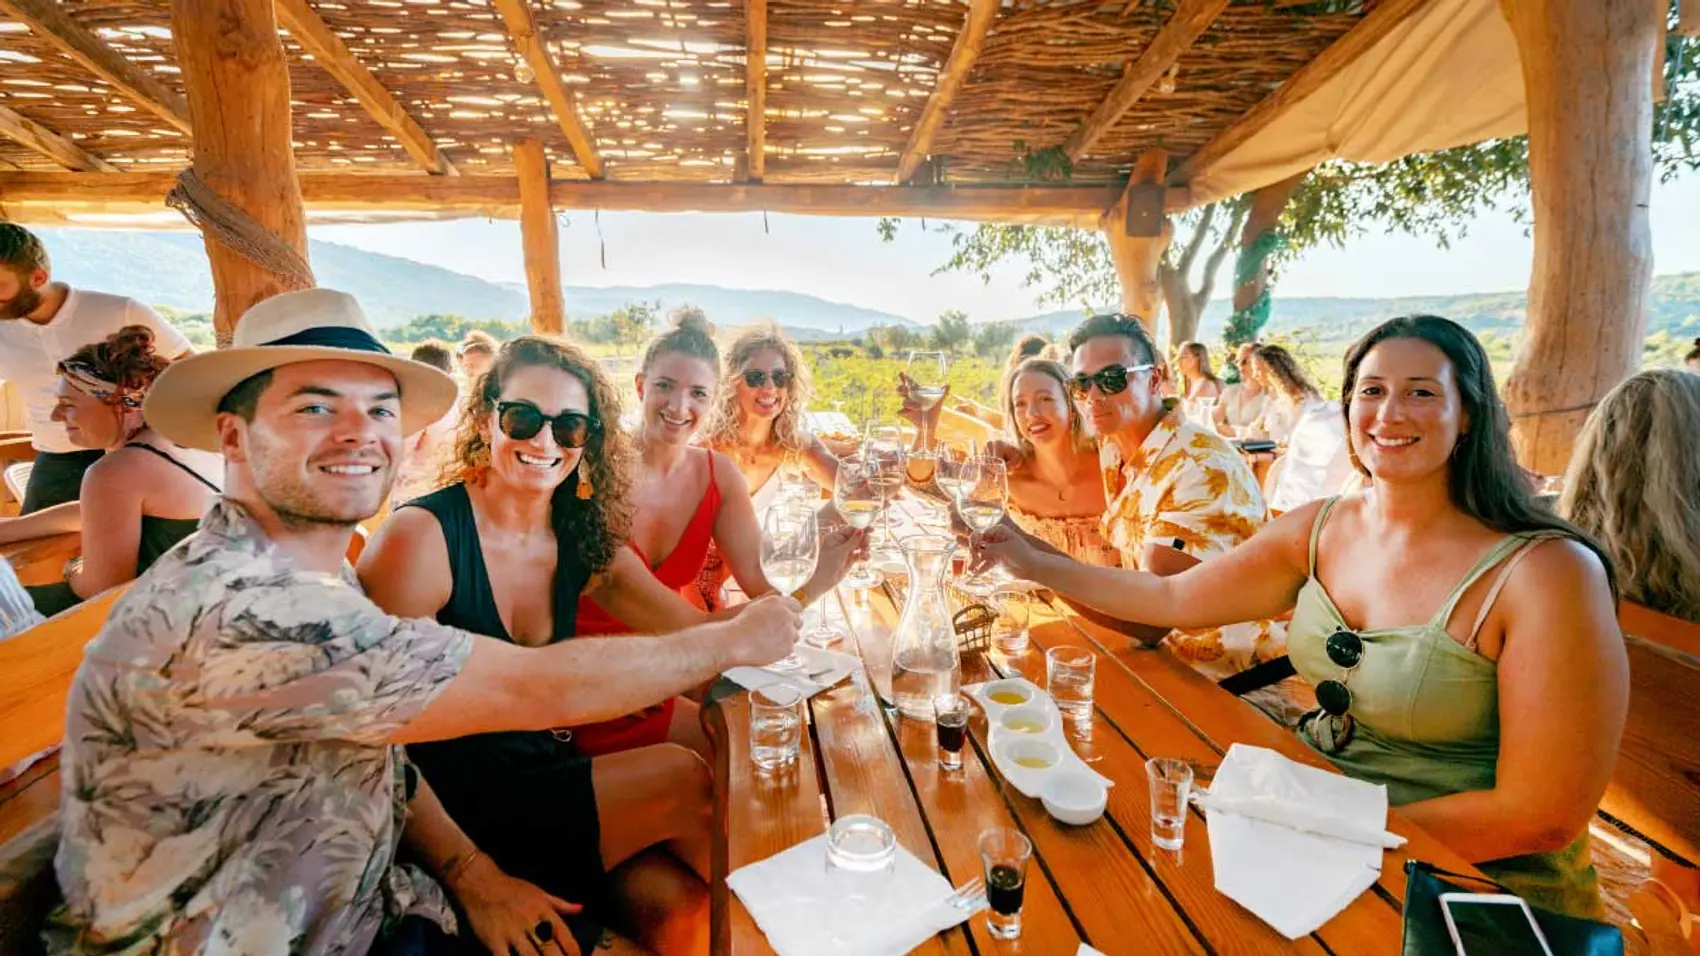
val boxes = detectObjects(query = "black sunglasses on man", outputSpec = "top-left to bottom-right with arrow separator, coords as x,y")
1066,363 -> 1156,399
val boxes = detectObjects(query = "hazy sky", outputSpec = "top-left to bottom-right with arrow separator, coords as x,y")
310,173 -> 1700,325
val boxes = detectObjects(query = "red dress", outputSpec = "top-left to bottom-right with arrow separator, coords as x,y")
571,449 -> 722,755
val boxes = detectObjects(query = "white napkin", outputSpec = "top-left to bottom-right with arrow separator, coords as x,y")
1205,744 -> 1390,939
1077,945 -> 1107,956
724,645 -> 862,699
726,834 -> 973,956
1193,792 -> 1407,849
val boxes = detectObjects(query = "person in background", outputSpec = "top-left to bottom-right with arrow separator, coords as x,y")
981,313 -> 1281,678
982,314 -> 1624,919
0,223 -> 193,514
1215,341 -> 1268,435
1264,387 -> 1354,515
392,339 -> 459,504
457,329 -> 498,384
0,326 -> 220,616
1242,344 -> 1322,444
1175,341 -> 1225,402
949,333 -> 1051,430
51,288 -> 804,955
1685,337 -> 1700,374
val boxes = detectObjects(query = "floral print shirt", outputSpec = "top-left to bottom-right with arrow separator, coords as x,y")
48,499 -> 473,956
1098,409 -> 1285,678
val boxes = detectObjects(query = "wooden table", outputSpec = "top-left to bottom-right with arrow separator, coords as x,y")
1,533 -> 80,587
708,504 -> 1480,956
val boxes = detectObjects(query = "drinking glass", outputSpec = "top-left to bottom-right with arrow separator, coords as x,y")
749,682 -> 805,770
1146,757 -> 1194,851
978,828 -> 1033,940
905,350 -> 949,450
762,503 -> 820,670
825,814 -> 898,940
834,456 -> 882,590
934,437 -> 973,504
1045,644 -> 1096,722
957,456 -> 1008,597
864,426 -> 907,557
934,694 -> 969,771
989,587 -> 1031,656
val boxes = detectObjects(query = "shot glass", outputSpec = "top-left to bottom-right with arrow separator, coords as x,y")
749,683 -> 805,771
1045,645 -> 1096,722
1146,757 -> 1194,851
990,587 -> 1031,657
978,827 -> 1033,940
934,694 -> 970,771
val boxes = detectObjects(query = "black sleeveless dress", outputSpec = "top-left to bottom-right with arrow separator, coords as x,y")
403,482 -> 608,953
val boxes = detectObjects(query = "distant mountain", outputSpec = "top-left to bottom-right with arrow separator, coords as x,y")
31,229 -> 918,334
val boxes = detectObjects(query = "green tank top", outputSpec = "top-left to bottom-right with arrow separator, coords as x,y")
1288,497 -> 1604,920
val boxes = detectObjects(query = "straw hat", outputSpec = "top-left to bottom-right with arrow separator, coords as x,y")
145,288 -> 458,452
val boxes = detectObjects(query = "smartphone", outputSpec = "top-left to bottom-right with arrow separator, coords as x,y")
1439,892 -> 1555,956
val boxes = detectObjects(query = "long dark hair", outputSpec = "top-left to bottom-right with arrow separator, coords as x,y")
1342,315 -> 1616,596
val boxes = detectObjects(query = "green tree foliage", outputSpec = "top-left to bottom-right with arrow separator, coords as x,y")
930,309 -> 972,353
971,320 -> 1019,358
568,301 -> 661,348
389,313 -> 523,345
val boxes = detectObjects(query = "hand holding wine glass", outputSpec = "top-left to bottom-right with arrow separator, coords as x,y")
834,456 -> 883,590
957,455 -> 1008,596
761,502 -> 820,670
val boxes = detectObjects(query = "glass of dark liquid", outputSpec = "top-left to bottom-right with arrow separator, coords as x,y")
977,827 -> 1033,940
933,694 -> 969,771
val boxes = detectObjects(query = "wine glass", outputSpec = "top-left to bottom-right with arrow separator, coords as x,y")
905,350 -> 949,451
762,501 -> 820,670
863,424 -> 907,558
934,437 -> 973,504
957,455 -> 1008,597
834,456 -> 882,591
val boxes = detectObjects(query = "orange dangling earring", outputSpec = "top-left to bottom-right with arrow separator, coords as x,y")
576,463 -> 594,500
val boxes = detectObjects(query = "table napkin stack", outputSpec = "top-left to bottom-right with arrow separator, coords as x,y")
726,834 -> 974,956
1203,744 -> 1401,939
724,645 -> 862,699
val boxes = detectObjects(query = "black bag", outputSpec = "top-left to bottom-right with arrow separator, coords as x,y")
1401,860 -> 1623,956
1235,438 -> 1278,454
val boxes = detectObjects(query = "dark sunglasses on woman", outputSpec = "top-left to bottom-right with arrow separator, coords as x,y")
742,368 -> 793,389
497,400 -> 600,449
1066,363 -> 1156,399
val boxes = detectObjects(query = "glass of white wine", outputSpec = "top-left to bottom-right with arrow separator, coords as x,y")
863,424 -> 907,557
957,455 -> 1008,597
834,456 -> 882,591
762,502 -> 820,671
906,350 -> 950,450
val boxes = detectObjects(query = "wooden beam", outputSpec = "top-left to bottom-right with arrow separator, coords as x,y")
273,0 -> 456,176
745,0 -> 766,182
489,0 -> 604,180
894,0 -> 1000,183
1100,150 -> 1169,332
1501,0 -> 1662,475
514,139 -> 564,334
1168,0 -> 1427,185
1064,0 -> 1229,162
172,0 -> 312,343
0,172 -> 1197,226
0,104 -> 116,172
0,0 -> 192,135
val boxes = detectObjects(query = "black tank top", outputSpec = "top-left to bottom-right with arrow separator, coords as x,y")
123,442 -> 220,574
403,481 -> 590,643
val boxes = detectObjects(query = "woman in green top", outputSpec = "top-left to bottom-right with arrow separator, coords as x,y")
981,314 -> 1625,919
0,325 -> 221,615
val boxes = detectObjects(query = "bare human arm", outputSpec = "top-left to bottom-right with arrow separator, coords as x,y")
0,500 -> 80,545
1396,539 -> 1627,862
797,433 -> 840,488
404,771 -> 584,956
66,455 -> 145,599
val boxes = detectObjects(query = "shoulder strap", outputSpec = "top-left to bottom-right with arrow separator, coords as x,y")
125,442 -> 220,493
1463,537 -> 1547,651
704,446 -> 719,493
405,484 -> 509,641
1307,496 -> 1341,577
1429,533 -> 1533,633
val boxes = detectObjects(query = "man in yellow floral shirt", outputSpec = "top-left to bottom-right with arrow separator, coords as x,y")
984,313 -> 1283,679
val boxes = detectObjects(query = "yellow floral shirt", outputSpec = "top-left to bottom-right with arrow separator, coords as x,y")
1098,408 -> 1284,679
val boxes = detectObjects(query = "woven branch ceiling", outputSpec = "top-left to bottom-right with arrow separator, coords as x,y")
0,0 -> 1362,184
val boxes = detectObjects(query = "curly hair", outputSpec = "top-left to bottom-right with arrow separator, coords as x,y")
1560,368 -> 1700,622
443,335 -> 635,576
1251,344 -> 1319,404
1001,357 -> 1091,457
60,325 -> 171,393
704,323 -> 811,453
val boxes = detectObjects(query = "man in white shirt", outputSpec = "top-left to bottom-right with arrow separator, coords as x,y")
0,224 -> 192,512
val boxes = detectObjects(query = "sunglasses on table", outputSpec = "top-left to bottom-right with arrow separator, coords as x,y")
497,401 -> 601,449
1066,363 -> 1156,399
1298,628 -> 1364,754
741,368 -> 793,389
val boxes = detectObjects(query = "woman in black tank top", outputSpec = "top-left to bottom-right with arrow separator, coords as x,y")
0,326 -> 221,616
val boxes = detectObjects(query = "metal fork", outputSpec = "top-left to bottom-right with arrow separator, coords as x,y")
946,876 -> 988,912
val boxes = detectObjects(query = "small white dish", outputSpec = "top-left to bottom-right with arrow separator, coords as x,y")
1041,772 -> 1108,826
997,705 -> 1054,737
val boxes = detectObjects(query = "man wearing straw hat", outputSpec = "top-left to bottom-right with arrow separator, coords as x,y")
47,289 -> 802,955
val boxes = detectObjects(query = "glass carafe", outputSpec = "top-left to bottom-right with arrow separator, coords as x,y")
890,534 -> 962,721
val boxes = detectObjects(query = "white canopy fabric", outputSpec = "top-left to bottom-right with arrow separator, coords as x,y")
1187,0 -> 1528,206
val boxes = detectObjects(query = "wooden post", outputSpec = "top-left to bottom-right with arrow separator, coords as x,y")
1500,0 -> 1662,476
514,139 -> 565,335
1101,149 -> 1169,336
171,0 -> 309,344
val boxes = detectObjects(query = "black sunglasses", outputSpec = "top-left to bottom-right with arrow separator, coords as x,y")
741,368 -> 793,389
1299,628 -> 1364,753
496,401 -> 600,449
1066,363 -> 1155,399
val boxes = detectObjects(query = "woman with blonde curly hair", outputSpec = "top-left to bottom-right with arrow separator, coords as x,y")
359,335 -> 741,955
704,323 -> 839,500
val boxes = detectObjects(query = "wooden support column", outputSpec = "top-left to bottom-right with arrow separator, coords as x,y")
1100,149 -> 1169,335
171,0 -> 310,343
514,139 -> 564,335
1500,0 -> 1662,476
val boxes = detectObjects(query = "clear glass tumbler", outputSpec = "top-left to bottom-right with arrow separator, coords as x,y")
1146,757 -> 1194,851
990,587 -> 1031,656
978,827 -> 1033,940
749,683 -> 805,771
1045,644 -> 1096,721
